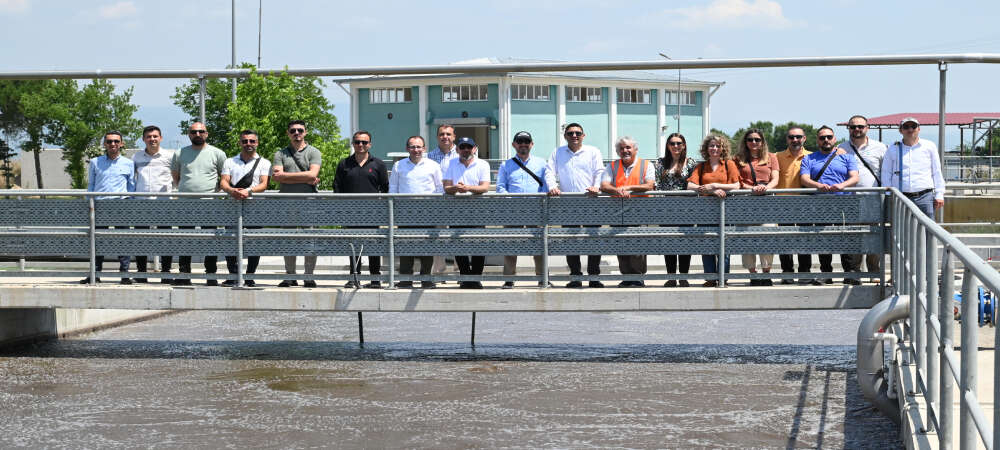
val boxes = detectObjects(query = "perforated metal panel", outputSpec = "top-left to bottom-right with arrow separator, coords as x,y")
546,197 -> 624,225
244,228 -> 389,256
0,199 -> 88,226
622,197 -> 720,225
548,226 -> 720,254
96,199 -> 239,227
392,228 -> 542,255
724,194 -> 883,224
394,197 -> 545,226
98,229 -> 235,256
0,230 -> 89,256
244,198 -> 389,226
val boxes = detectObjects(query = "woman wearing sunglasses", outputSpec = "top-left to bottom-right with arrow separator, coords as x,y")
654,133 -> 697,287
736,129 -> 779,286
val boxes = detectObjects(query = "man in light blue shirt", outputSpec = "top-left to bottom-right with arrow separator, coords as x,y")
82,131 -> 135,285
497,131 -> 548,289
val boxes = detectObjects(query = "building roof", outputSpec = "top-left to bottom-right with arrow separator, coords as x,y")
839,112 -> 1000,127
338,57 -> 722,87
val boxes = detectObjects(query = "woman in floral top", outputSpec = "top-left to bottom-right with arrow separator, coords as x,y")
654,133 -> 697,287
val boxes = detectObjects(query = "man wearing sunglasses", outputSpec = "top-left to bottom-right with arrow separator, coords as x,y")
272,119 -> 322,288
334,130 -> 389,288
171,122 -> 227,286
80,131 -> 136,285
544,123 -> 605,288
880,117 -> 945,219
497,131 -> 549,289
442,137 -> 491,289
838,115 -> 887,284
800,126 -> 859,285
776,126 -> 813,284
218,129 -> 270,287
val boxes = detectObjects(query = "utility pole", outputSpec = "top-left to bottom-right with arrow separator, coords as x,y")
658,53 -> 682,134
231,0 -> 237,102
257,0 -> 262,68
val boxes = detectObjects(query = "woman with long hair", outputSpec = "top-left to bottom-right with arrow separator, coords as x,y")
736,129 -> 779,286
687,134 -> 740,287
654,133 -> 697,287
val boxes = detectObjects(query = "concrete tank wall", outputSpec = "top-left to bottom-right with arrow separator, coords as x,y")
1,308 -> 169,348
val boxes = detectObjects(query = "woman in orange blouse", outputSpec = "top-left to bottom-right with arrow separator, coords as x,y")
687,135 -> 739,287
736,129 -> 779,286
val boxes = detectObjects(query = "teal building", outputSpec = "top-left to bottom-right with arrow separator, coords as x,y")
343,58 -> 724,161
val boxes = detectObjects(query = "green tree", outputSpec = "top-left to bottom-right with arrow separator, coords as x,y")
0,80 -> 54,187
22,79 -> 141,188
226,67 -> 348,190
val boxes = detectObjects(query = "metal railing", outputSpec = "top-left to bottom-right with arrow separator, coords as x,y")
0,188 -> 885,287
889,187 -> 1000,449
945,156 -> 1000,183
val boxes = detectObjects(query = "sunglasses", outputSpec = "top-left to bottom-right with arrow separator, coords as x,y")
745,137 -> 762,143
787,135 -> 805,140
352,140 -> 370,145
514,138 -> 532,144
288,128 -> 306,134
901,124 -> 918,130
848,125 -> 867,130
105,139 -> 121,144
240,139 -> 257,144
189,130 -> 207,135
565,131 -> 583,137
818,135 -> 835,141
458,144 -> 474,150
667,141 -> 684,146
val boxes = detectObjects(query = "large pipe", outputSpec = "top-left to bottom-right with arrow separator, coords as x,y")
857,294 -> 911,424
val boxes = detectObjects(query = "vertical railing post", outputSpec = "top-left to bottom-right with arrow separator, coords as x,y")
387,197 -> 395,289
541,195 -> 549,288
717,196 -> 726,287
88,195 -> 96,284
236,199 -> 244,287
198,75 -> 207,124
915,220 -> 926,378
959,268 -> 978,450
937,62 -> 947,223
940,249 -> 955,450
925,229 -> 939,433
891,198 -> 900,296
17,195 -> 25,271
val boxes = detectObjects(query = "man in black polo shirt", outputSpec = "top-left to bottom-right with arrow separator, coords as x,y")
334,130 -> 389,288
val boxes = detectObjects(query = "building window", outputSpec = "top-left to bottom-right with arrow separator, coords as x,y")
369,88 -> 412,104
665,90 -> 695,106
566,86 -> 602,103
512,84 -> 549,101
616,88 -> 651,104
442,84 -> 489,102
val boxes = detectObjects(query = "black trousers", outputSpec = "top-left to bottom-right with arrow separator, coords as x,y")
779,254 -> 813,273
178,226 -> 217,274
664,254 -> 691,273
455,255 -> 485,275
399,256 -> 433,275
226,256 -> 260,274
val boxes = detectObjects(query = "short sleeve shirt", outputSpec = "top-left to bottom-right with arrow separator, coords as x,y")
272,144 -> 322,193
687,160 -> 740,185
222,154 -> 271,190
775,149 -> 812,189
738,153 -> 780,186
444,158 -> 491,187
800,150 -> 858,194
171,144 -> 227,193
654,158 -> 697,191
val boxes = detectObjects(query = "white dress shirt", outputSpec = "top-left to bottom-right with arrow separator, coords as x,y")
133,148 -> 175,193
389,157 -> 444,194
544,144 -> 604,193
880,138 -> 946,200
443,157 -> 491,187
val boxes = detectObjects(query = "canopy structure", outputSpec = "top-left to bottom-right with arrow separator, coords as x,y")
839,113 -> 1000,152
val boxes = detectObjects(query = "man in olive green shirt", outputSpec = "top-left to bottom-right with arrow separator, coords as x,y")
170,121 -> 227,286
272,119 -> 322,288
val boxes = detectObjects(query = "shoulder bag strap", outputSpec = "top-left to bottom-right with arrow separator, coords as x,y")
850,143 -> 881,186
233,156 -> 262,189
814,151 -> 838,180
510,157 -> 544,187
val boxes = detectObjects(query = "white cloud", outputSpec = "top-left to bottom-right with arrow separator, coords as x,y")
0,0 -> 29,13
98,1 -> 137,19
661,0 -> 798,30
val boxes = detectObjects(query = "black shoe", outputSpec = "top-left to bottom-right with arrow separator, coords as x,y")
206,279 -> 218,287
79,277 -> 100,284
703,280 -> 718,287
278,280 -> 298,288
566,281 -> 583,288
364,281 -> 382,289
843,278 -> 862,285
809,279 -> 822,286
678,280 -> 690,287
303,280 -> 317,288
160,278 -> 173,284
749,279 -> 761,286
634,281 -> 645,287
589,281 -> 605,288
472,282 -> 483,289
134,278 -> 148,283
173,279 -> 192,286
460,281 -> 475,289
421,281 -> 437,289
780,279 -> 795,285
664,280 -> 678,287
120,278 -> 133,285
617,281 -> 631,288
395,281 -> 414,288
344,281 -> 360,289
761,279 -> 773,286
538,281 -> 553,288
502,282 -> 514,289
221,280 -> 236,287
823,278 -> 834,284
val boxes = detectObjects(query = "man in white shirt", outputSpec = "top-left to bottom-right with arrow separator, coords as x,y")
443,137 -> 491,289
880,117 -> 946,219
838,115 -> 887,284
599,136 -> 655,287
219,129 -> 271,287
132,125 -> 175,284
426,124 -> 459,280
544,123 -> 605,288
389,135 -> 443,288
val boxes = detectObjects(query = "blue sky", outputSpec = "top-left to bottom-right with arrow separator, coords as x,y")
2,0 -> 1000,151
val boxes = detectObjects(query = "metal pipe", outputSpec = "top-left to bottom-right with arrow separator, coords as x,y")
940,249 -> 956,449
938,62 -> 947,223
926,229 -> 940,433
88,195 -> 96,284
963,389 -> 996,450
357,312 -> 364,345
257,0 -> 262,68
960,268 -> 978,450
2,53 -> 1000,80
387,197 -> 395,289
198,75 -> 206,124
471,312 -> 476,347
236,200 -> 244,287
231,0 -> 237,102
717,196 -> 725,287
915,220 -> 926,377
857,294 -> 910,424
541,195 -> 549,288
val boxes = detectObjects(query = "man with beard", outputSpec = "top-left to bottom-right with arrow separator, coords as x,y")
219,129 -> 270,287
496,131 -> 548,289
334,130 -> 389,288
80,131 -> 135,285
442,137 -> 491,289
272,120 -> 322,288
837,115 -> 886,284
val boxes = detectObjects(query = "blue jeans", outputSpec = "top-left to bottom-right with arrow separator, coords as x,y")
702,254 -> 731,275
910,190 -> 935,218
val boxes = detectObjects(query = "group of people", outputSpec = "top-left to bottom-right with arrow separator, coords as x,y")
83,115 -> 945,289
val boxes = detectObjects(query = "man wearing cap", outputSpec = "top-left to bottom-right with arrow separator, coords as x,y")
443,137 -> 491,289
544,123 -> 605,288
497,131 -> 548,289
600,136 -> 654,287
838,115 -> 887,284
881,117 -> 945,219
389,135 -> 443,288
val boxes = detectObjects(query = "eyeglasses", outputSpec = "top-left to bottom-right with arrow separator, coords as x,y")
514,138 -> 532,144
352,140 -> 369,145
458,144 -> 474,150
745,137 -> 762,143
288,128 -> 306,134
565,131 -> 583,137
667,141 -> 684,146
406,145 -> 424,150
104,139 -> 121,144
901,124 -> 918,130
240,139 -> 257,144
848,125 -> 867,130
818,135 -> 835,141
787,135 -> 805,140
189,130 -> 207,135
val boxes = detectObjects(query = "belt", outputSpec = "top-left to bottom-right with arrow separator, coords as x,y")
903,188 -> 933,198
